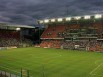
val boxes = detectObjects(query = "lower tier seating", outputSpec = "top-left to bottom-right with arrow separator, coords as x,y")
40,40 -> 61,48
40,40 -> 103,52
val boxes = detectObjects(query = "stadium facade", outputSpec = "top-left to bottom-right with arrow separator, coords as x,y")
38,14 -> 103,52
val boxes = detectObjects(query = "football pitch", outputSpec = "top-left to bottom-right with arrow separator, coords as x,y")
0,47 -> 103,77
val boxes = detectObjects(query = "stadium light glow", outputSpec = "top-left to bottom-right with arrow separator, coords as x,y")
66,17 -> 71,21
84,15 -> 91,19
58,18 -> 63,22
39,20 -> 43,24
51,19 -> 56,22
44,19 -> 49,23
95,14 -> 102,19
74,16 -> 81,20
16,28 -> 21,31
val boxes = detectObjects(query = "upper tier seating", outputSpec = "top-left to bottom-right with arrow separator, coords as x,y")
41,25 -> 66,38
0,30 -> 20,40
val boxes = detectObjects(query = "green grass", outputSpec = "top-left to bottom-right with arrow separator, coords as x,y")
0,47 -> 103,77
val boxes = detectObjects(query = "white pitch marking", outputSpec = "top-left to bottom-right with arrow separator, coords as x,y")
90,63 -> 103,77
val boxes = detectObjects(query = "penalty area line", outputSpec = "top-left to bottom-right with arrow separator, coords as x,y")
90,63 -> 103,77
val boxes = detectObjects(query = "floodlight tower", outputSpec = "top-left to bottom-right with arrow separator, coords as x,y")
39,20 -> 43,24
44,19 -> 49,23
66,17 -> 71,21
84,15 -> 91,19
16,28 -> 21,31
57,18 -> 63,22
74,16 -> 81,20
94,14 -> 102,19
51,19 -> 56,22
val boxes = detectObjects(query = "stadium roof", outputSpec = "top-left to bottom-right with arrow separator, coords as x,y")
0,23 -> 35,28
38,14 -> 103,24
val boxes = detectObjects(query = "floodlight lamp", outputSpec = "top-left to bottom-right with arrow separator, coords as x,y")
16,28 -> 21,31
84,15 -> 90,19
58,18 -> 63,22
39,20 -> 43,24
51,19 -> 55,22
44,19 -> 49,23
74,16 -> 81,20
66,17 -> 71,21
95,14 -> 102,19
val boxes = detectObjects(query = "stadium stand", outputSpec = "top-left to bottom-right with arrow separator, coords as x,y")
40,40 -> 61,48
0,23 -> 35,48
39,14 -> 103,52
41,25 -> 66,38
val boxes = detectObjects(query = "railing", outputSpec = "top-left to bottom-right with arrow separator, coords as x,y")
0,70 -> 20,77
0,66 -> 30,77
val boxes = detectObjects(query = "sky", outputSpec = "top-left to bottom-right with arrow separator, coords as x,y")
0,0 -> 103,25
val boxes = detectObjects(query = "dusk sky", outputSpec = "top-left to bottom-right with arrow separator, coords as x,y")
0,0 -> 103,25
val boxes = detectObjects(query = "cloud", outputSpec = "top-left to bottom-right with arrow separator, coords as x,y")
0,0 -> 103,25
